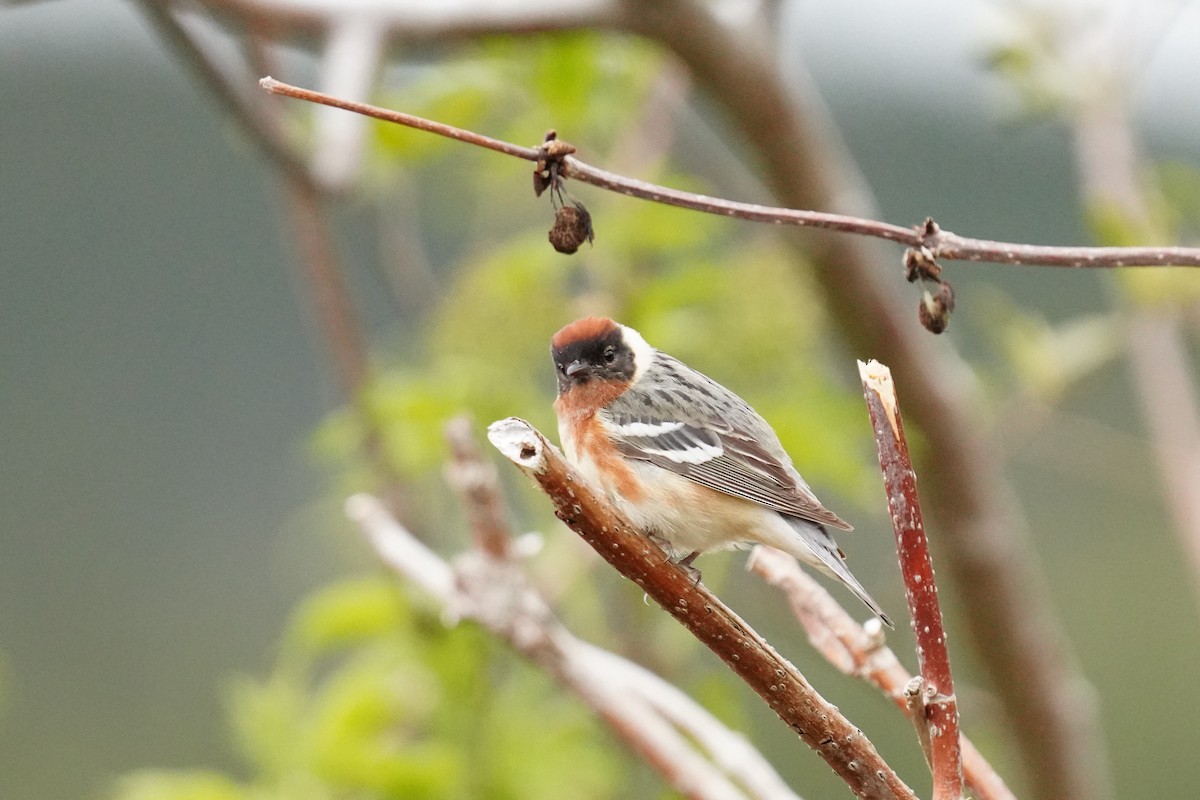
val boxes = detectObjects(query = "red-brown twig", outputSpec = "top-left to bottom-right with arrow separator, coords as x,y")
259,76 -> 1200,269
858,362 -> 963,800
487,417 -> 916,800
750,546 -> 1015,800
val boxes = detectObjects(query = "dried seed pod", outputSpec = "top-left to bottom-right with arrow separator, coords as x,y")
918,281 -> 955,334
548,203 -> 594,254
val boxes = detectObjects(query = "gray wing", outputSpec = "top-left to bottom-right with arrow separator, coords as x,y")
602,353 -> 852,530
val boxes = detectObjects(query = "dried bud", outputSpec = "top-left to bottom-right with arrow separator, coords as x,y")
533,167 -> 551,197
918,281 -> 955,334
548,203 -> 594,254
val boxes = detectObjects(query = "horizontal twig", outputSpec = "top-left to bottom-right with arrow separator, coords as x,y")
259,76 -> 1200,269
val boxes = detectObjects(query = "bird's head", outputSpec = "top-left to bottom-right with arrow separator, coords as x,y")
550,316 -> 653,400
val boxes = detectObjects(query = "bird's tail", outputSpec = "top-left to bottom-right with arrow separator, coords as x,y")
784,517 -> 894,628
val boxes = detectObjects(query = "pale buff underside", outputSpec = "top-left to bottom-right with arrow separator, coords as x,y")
558,418 -> 832,574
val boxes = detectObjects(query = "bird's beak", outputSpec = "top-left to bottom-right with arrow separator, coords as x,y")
565,360 -> 589,377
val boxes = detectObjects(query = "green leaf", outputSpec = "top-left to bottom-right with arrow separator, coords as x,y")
286,578 -> 408,657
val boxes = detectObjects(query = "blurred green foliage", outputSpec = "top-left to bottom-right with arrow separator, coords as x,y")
114,28 -> 918,800
114,17 -> 1200,800
112,578 -> 620,800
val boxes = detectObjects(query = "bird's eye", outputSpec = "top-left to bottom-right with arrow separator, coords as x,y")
603,346 -> 617,364
556,362 -> 566,374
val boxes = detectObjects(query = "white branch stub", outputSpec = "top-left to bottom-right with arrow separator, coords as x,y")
487,417 -> 547,471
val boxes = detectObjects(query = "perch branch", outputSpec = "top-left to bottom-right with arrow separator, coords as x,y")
486,417 -> 917,800
859,362 -> 963,800
258,77 -> 1200,269
749,546 -> 1015,800
441,419 -> 800,800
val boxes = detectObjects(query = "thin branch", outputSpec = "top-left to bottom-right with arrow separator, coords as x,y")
346,493 -> 798,800
486,417 -> 917,800
748,546 -> 1016,800
440,420 -> 800,800
260,77 -> 543,159
859,361 -> 963,800
258,77 -> 1200,269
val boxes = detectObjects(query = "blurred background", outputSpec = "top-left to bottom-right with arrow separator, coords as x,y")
3,0 -> 1200,798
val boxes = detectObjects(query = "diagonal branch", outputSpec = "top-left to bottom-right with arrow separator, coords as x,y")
486,417 -> 917,800
440,418 -> 800,800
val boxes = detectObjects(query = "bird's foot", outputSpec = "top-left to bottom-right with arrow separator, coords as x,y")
672,550 -> 703,587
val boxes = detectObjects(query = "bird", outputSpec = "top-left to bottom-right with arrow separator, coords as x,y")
550,316 -> 892,627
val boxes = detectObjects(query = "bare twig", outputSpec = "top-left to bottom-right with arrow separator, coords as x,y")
487,417 -> 917,800
748,546 -> 1016,800
258,76 -> 1200,269
260,77 -> 543,159
346,492 -> 799,800
859,362 -> 963,800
